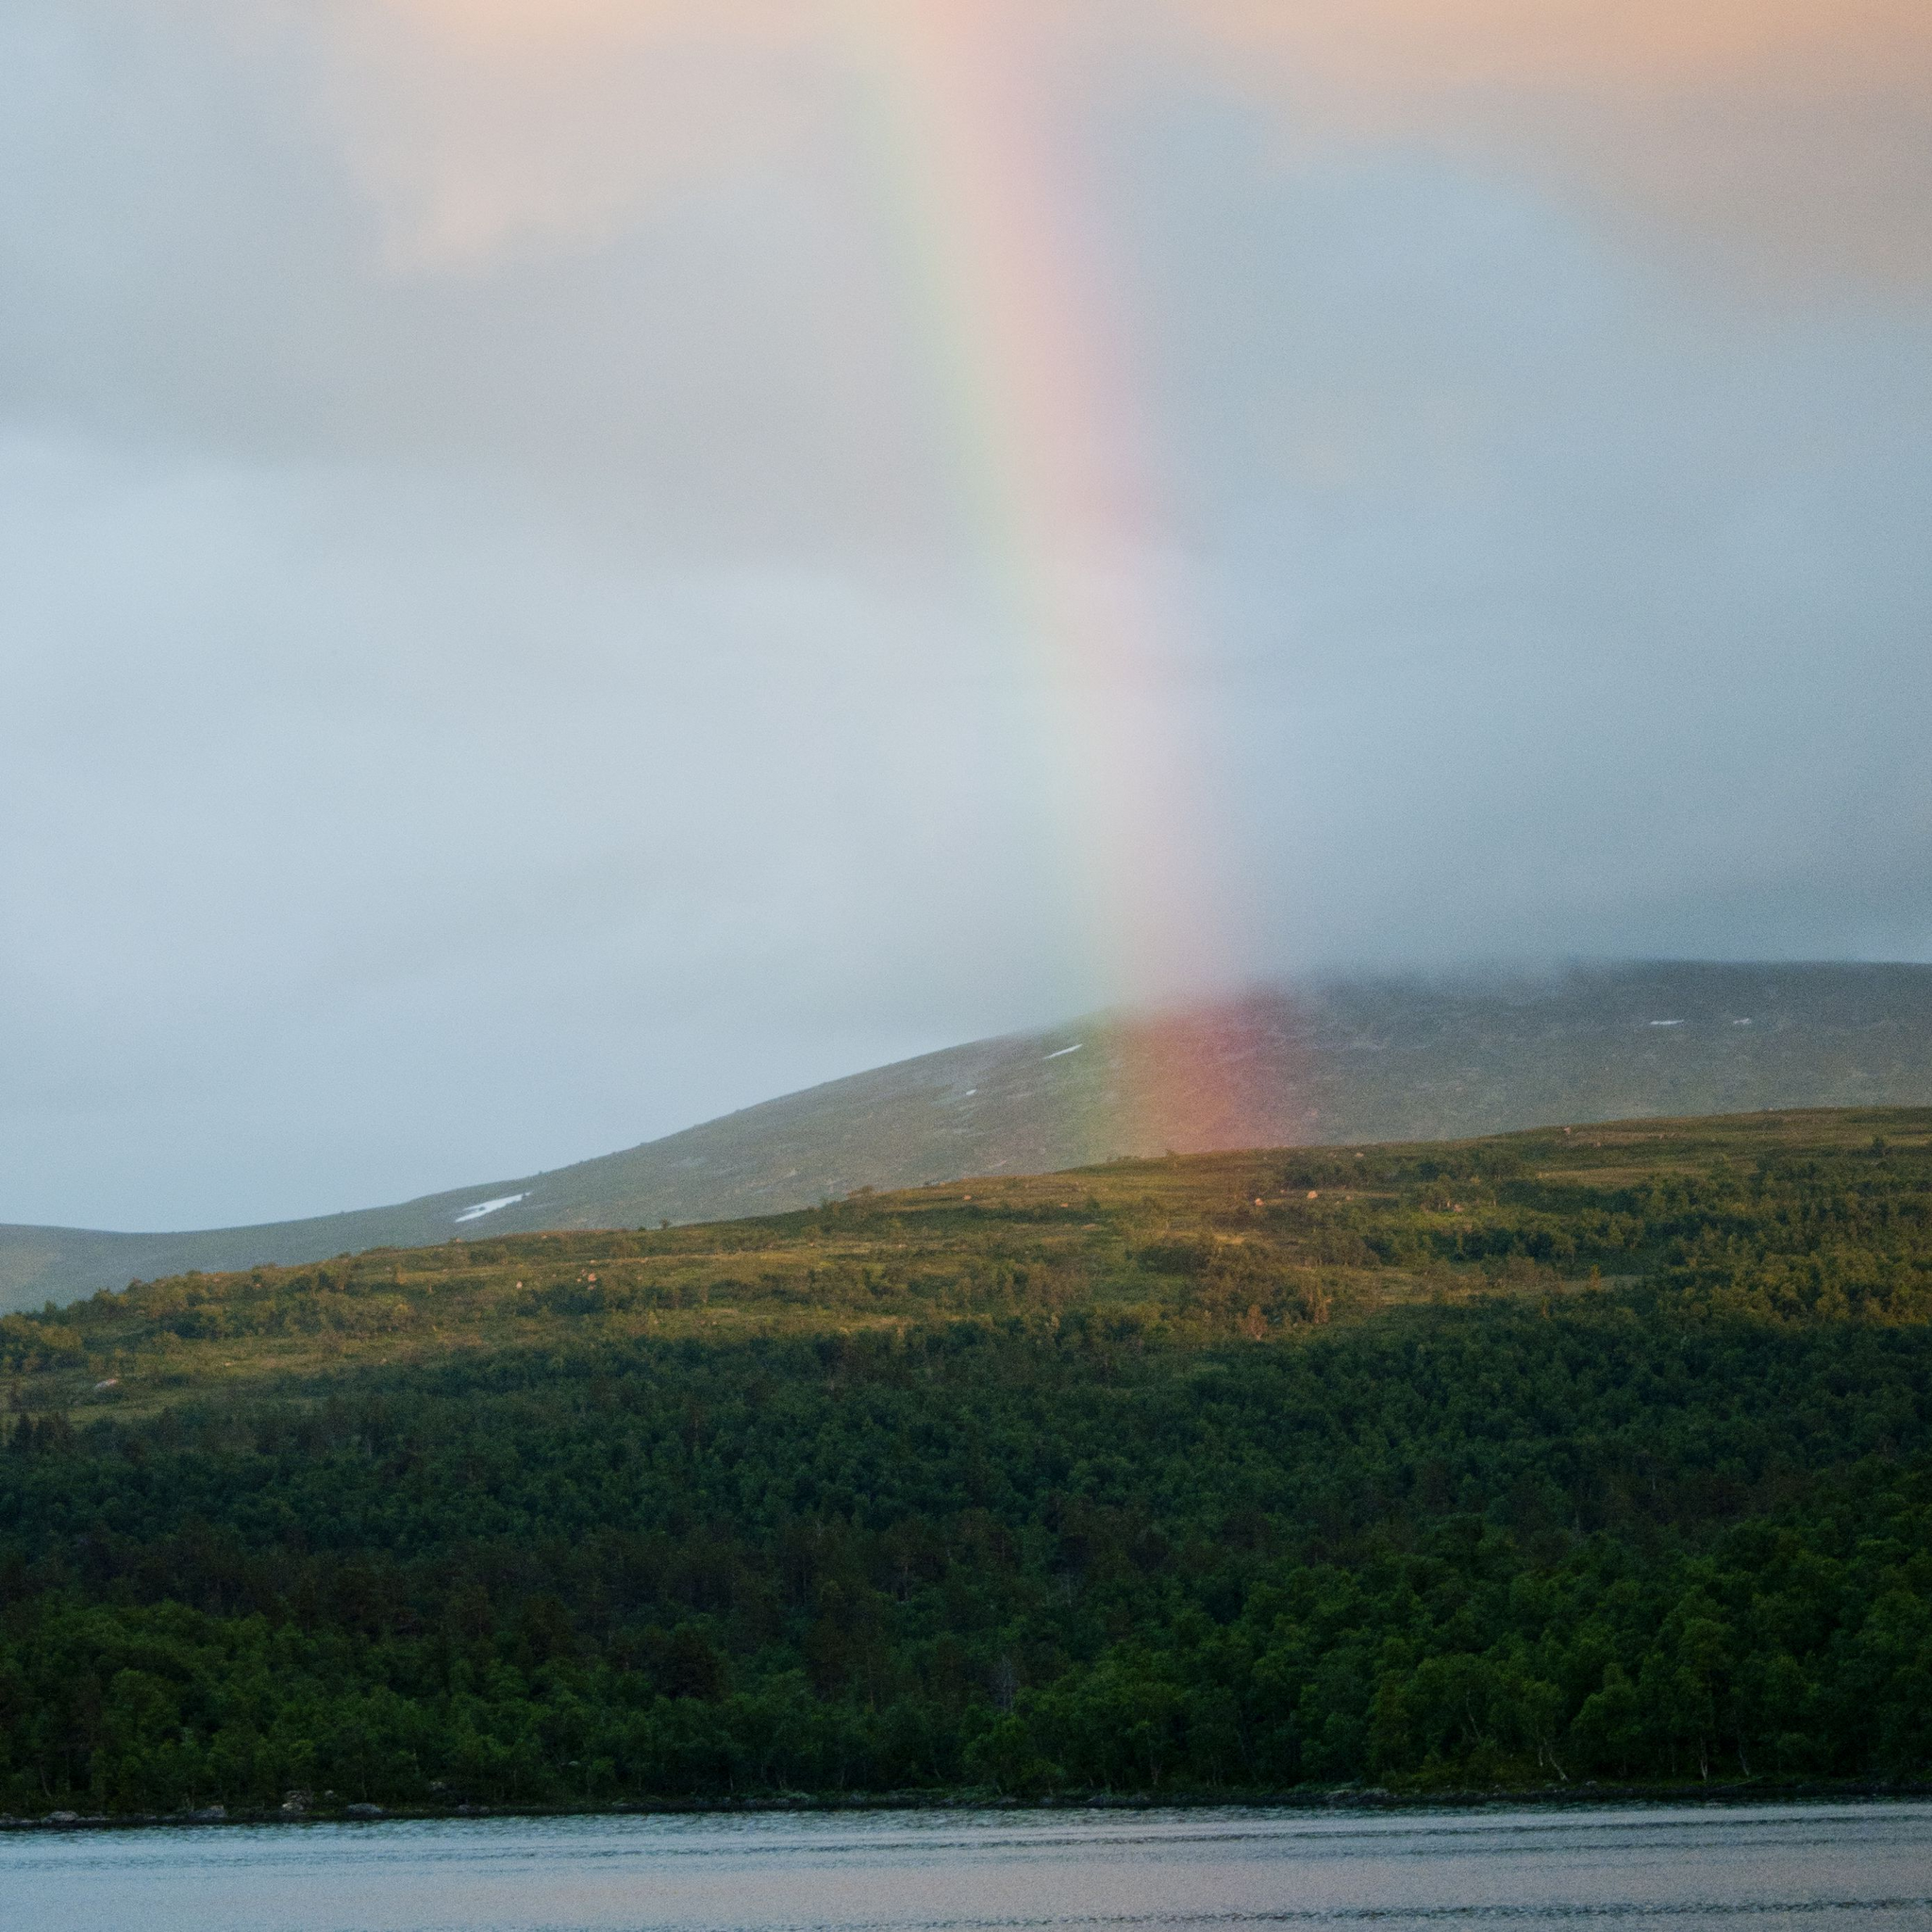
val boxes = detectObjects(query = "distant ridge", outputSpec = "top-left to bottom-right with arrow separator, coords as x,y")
7,959 -> 1932,1311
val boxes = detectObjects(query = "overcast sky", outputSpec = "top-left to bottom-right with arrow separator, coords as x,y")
5,1 -> 1930,1231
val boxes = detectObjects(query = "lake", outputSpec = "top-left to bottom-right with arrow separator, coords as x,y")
5,1801 -> 1928,1931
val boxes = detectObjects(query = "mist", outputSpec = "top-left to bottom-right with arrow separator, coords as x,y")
3,1 -> 1929,1229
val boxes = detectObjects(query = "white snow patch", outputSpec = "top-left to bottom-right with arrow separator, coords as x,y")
455,1193 -> 526,1224
1043,1043 -> 1083,1059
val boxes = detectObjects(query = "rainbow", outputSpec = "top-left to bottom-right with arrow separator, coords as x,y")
839,2 -> 1265,1157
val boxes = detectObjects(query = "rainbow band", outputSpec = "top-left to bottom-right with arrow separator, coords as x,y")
839,3 -> 1246,1151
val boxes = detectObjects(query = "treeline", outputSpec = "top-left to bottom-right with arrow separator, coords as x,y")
3,1117 -> 1930,1814
3,1299 -> 1930,1812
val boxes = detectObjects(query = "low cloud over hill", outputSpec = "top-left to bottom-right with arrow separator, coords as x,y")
6,959 -> 1931,1310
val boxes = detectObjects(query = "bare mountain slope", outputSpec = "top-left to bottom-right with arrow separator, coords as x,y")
7,960 -> 1931,1311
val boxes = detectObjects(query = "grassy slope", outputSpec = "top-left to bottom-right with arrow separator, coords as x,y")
8,960 -> 1932,1314
8,1104 -> 1927,1420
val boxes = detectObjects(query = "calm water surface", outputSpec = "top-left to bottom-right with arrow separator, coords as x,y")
6,1802 -> 1929,1932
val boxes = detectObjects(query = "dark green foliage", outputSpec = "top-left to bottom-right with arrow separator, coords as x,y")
4,1312 -> 1931,1810
2,1114 -> 1931,1811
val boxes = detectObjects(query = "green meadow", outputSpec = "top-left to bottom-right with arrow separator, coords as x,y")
3,1108 -> 1930,1813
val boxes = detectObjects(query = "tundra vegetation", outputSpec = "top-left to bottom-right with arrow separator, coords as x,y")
2,1108 -> 1930,1814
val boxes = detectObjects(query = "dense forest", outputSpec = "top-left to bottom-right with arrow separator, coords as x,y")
3,1108 -> 1930,1816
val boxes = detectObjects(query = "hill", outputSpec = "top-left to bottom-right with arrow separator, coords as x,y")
2,1108 -> 1929,1814
8,958 -> 1932,1312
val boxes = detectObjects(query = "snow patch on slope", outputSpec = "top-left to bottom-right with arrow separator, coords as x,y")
455,1193 -> 526,1224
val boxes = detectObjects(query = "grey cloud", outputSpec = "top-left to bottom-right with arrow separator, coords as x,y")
2,5 -> 1929,1229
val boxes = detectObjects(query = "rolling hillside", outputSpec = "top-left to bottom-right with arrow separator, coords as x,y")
5,1108 -> 1931,1811
6,958 -> 1931,1311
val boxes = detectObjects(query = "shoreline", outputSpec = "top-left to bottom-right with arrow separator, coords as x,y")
8,1780 -> 1930,1831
